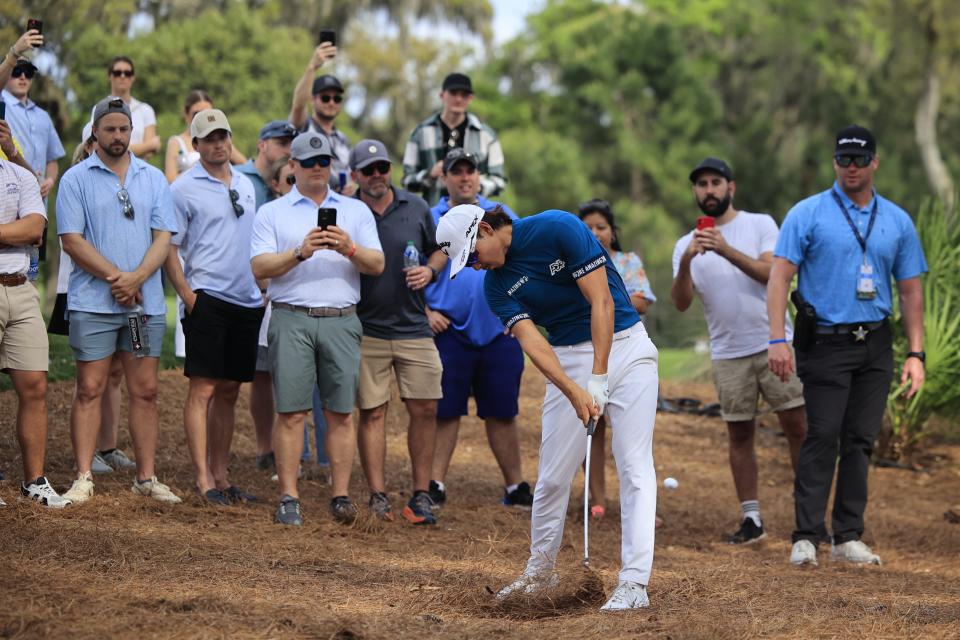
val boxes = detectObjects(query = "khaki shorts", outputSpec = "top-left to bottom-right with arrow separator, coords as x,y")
712,349 -> 804,422
0,282 -> 48,372
357,336 -> 443,409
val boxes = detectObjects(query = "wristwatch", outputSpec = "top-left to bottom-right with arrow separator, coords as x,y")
906,351 -> 926,364
428,265 -> 439,282
293,245 -> 306,262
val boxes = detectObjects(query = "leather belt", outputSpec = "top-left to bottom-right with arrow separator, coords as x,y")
272,302 -> 355,317
815,318 -> 888,341
0,273 -> 27,287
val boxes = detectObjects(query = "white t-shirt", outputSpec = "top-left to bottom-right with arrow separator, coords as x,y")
89,96 -> 157,145
250,187 -> 382,308
672,211 -> 792,360
0,160 -> 46,274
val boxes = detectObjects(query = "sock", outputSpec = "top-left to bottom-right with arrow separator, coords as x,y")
433,481 -> 445,493
505,483 -> 519,494
99,448 -> 117,456
26,476 -> 44,487
741,500 -> 761,526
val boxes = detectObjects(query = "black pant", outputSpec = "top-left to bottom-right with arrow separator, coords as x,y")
792,323 -> 893,545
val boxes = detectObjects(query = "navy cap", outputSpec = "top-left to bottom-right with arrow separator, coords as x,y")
835,125 -> 876,156
312,74 -> 344,95
442,73 -> 472,93
442,147 -> 479,173
258,120 -> 298,141
92,96 -> 132,124
290,131 -> 332,161
349,139 -> 390,170
689,157 -> 734,183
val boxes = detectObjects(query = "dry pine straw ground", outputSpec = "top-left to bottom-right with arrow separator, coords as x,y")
1,371 -> 959,640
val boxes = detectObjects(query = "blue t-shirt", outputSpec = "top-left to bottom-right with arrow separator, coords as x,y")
235,160 -> 271,210
775,182 -> 927,325
425,195 -> 517,347
484,210 -> 640,346
56,151 -> 178,316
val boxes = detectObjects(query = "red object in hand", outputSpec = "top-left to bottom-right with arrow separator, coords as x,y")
696,216 -> 716,231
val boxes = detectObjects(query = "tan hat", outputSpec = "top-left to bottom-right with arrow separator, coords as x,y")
190,108 -> 232,140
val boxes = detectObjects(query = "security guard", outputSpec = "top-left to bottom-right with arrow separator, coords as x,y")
767,125 -> 927,567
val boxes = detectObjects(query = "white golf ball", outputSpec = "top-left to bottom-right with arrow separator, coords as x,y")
663,477 -> 679,490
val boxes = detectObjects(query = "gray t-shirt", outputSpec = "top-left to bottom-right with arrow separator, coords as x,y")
358,187 -> 438,339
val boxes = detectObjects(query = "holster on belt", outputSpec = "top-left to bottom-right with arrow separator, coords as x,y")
790,290 -> 817,352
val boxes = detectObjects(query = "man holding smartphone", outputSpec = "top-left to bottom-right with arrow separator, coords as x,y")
671,157 -> 807,545
251,131 -> 384,526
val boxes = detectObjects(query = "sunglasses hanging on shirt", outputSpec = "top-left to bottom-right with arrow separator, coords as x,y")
117,187 -> 135,220
229,189 -> 244,217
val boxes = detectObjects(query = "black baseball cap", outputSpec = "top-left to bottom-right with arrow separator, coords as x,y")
442,73 -> 472,93
442,148 -> 479,173
689,157 -> 734,183
312,74 -> 344,95
835,125 -> 876,157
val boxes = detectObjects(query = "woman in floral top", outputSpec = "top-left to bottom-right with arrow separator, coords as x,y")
578,199 -> 658,522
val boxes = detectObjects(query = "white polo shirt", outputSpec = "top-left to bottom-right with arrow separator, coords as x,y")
250,187 -> 381,308
0,160 -> 46,274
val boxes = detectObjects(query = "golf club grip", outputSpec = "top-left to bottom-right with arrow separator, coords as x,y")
586,417 -> 597,436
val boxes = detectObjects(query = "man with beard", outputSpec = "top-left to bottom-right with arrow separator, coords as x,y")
165,109 -> 263,506
58,97 -> 181,505
350,139 -> 446,525
671,157 -> 806,545
769,126 -> 926,567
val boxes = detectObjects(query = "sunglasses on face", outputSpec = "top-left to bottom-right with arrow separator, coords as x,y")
835,154 -> 873,168
117,187 -> 135,220
229,189 -> 244,217
360,161 -> 391,177
110,69 -> 134,78
299,156 -> 332,169
11,66 -> 36,79
318,94 -> 343,104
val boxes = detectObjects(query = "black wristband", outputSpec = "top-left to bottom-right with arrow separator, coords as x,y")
428,266 -> 439,282
906,351 -> 925,364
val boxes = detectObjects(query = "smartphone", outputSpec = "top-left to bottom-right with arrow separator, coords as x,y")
696,216 -> 716,231
318,207 -> 337,230
27,19 -> 43,34
319,29 -> 336,46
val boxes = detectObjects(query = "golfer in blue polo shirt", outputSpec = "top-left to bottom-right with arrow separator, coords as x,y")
436,205 -> 659,611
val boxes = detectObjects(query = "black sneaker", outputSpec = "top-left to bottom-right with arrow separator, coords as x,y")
203,488 -> 231,506
225,485 -> 257,504
402,490 -> 437,525
502,482 -> 533,510
369,491 -> 395,522
330,495 -> 358,524
428,480 -> 446,507
727,518 -> 766,545
275,495 -> 303,526
256,452 -> 276,471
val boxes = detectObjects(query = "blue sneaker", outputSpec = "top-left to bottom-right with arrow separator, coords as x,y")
402,490 -> 436,525
275,495 -> 303,526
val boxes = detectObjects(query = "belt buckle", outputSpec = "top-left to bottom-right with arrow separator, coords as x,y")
852,325 -> 868,342
308,307 -> 324,317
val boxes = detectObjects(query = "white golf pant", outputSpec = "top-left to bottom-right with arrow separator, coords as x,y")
524,324 -> 658,585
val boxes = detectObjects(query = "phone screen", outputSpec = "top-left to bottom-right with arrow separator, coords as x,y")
27,19 -> 43,34
696,216 -> 716,231
318,207 -> 337,230
319,29 -> 336,46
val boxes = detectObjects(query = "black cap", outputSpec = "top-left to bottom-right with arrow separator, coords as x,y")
442,73 -> 472,93
442,148 -> 479,173
13,58 -> 37,73
312,74 -> 344,95
689,157 -> 734,183
835,125 -> 876,156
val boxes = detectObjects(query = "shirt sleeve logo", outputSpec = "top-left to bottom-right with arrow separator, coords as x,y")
506,275 -> 528,296
549,259 -> 565,276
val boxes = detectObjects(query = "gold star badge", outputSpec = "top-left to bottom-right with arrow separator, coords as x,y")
852,326 -> 868,341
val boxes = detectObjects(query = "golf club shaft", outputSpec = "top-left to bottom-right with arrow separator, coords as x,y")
584,417 -> 596,568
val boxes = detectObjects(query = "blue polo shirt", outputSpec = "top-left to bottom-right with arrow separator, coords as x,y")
775,182 -> 927,325
484,210 -> 640,346
235,160 -> 271,210
1,89 -> 64,177
56,151 -> 178,316
426,196 -> 518,347
171,163 -> 262,308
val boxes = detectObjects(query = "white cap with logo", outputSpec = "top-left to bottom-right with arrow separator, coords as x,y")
435,204 -> 484,279
190,109 -> 232,140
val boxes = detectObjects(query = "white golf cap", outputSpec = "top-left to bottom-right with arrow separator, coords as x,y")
190,108 -> 232,140
436,204 -> 484,278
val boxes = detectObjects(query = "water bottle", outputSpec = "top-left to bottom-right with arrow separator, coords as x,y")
127,305 -> 149,358
403,241 -> 420,288
26,246 -> 39,281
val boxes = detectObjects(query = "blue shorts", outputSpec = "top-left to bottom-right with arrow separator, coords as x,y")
435,329 -> 524,420
68,311 -> 166,361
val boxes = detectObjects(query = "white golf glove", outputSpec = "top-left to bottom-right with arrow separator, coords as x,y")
586,373 -> 609,417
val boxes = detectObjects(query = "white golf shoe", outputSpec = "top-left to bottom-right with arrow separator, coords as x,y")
495,571 -> 559,599
790,539 -> 818,566
63,471 -> 95,504
131,476 -> 182,504
20,477 -> 72,508
830,540 -> 881,565
600,581 -> 649,611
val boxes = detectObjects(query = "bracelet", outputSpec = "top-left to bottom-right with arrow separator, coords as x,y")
346,243 -> 357,258
768,338 -> 787,345
8,47 -> 19,59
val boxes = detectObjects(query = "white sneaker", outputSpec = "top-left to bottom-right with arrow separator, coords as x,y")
20,476 -> 72,508
101,449 -> 136,470
0,494 -> 6,507
63,471 -> 95,504
91,452 -> 114,474
830,540 -> 881,565
601,581 -> 649,611
131,476 -> 182,504
790,539 -> 818,566
495,571 -> 560,599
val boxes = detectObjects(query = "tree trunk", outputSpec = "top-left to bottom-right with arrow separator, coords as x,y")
914,19 -> 955,214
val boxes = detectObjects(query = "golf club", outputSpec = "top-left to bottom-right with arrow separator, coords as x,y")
583,416 -> 597,568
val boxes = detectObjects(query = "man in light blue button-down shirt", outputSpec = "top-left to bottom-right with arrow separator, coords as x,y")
57,97 -> 181,506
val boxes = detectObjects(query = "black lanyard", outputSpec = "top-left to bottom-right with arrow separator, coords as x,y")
831,189 -> 878,253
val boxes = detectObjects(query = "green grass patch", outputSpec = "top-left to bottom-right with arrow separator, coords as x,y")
659,347 -> 711,382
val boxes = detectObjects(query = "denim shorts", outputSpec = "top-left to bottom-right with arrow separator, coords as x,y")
68,310 -> 166,361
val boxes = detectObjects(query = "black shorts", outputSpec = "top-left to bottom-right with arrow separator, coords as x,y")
47,293 -> 69,336
183,290 -> 265,382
